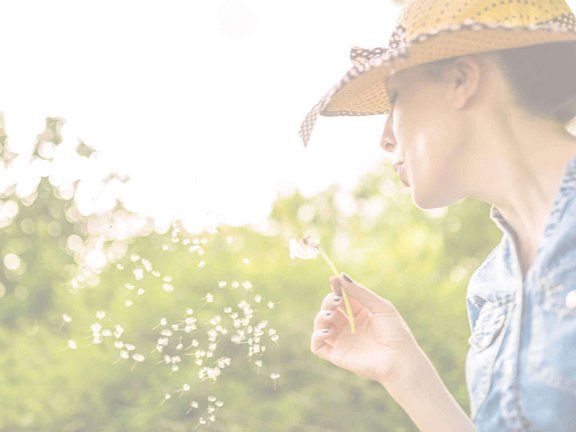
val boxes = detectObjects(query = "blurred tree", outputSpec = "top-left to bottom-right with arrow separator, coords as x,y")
0,113 -> 501,431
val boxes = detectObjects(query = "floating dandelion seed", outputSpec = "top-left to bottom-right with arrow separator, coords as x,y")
132,353 -> 146,362
270,372 -> 280,390
67,226 -> 280,426
160,393 -> 172,405
289,236 -> 356,333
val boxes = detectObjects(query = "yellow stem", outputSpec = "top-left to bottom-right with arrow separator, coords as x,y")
318,248 -> 356,334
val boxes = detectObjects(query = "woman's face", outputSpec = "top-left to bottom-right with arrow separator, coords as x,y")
381,64 -> 469,209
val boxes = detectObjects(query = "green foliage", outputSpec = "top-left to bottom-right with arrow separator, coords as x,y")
0,116 -> 501,431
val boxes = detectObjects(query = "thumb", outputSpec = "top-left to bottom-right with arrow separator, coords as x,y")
338,273 -> 395,314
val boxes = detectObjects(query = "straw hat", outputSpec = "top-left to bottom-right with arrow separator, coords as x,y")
300,0 -> 576,146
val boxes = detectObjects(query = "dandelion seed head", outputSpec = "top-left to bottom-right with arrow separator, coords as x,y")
95,310 -> 106,320
205,293 -> 214,303
125,300 -> 134,307
120,350 -> 129,359
217,281 -> 227,288
198,260 -> 206,269
242,258 -> 250,265
162,283 -> 174,293
137,288 -> 145,296
67,339 -> 77,350
132,353 -> 145,362
289,237 -> 320,260
62,313 -> 72,323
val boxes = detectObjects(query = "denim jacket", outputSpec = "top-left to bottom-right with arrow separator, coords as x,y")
466,156 -> 576,431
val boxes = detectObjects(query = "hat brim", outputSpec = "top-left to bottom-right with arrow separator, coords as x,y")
299,23 -> 576,146
321,26 -> 576,117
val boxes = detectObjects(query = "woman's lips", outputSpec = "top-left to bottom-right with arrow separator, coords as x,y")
393,162 -> 410,187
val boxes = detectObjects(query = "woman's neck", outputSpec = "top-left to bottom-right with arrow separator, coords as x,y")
464,111 -> 576,274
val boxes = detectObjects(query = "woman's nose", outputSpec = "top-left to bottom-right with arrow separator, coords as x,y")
380,111 -> 397,153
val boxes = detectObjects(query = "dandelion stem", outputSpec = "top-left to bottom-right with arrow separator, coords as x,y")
317,248 -> 356,334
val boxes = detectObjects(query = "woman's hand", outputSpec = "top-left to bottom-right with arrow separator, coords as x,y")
311,273 -> 422,389
311,274 -> 476,432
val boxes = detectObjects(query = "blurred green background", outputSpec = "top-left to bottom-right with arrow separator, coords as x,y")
0,116 -> 501,431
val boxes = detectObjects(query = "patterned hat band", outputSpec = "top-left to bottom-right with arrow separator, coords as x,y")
300,0 -> 576,146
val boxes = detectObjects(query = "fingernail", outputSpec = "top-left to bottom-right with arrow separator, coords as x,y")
324,311 -> 333,318
322,328 -> 331,334
342,273 -> 353,283
333,295 -> 342,303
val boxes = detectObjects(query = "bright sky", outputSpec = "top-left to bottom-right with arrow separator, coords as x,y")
4,1 -> 574,231
0,0 -> 403,231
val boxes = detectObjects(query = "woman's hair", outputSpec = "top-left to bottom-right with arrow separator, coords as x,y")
426,42 -> 576,124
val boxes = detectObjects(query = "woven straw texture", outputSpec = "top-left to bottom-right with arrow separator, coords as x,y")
300,0 -> 576,146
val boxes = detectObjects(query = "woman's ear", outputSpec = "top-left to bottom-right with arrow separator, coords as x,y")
447,56 -> 482,109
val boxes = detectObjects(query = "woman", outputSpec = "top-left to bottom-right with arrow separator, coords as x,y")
302,0 -> 576,431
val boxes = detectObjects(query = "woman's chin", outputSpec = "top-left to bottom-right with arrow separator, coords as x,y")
411,189 -> 458,210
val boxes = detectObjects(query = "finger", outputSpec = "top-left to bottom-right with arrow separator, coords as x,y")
310,328 -> 334,360
320,291 -> 344,312
313,308 -> 348,331
330,277 -> 366,315
338,273 -> 395,314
